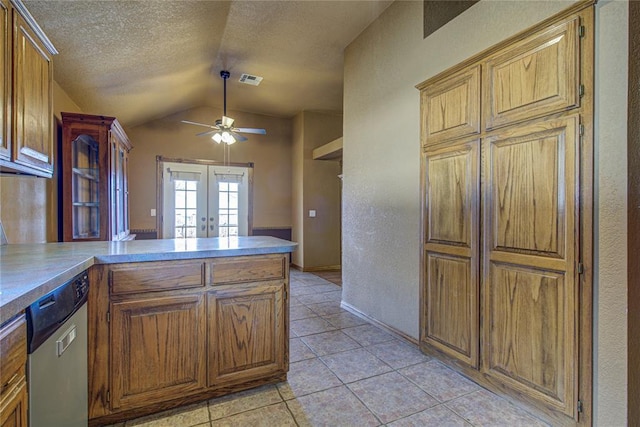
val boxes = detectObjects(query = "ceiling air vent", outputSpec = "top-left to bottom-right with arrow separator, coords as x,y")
239,73 -> 263,86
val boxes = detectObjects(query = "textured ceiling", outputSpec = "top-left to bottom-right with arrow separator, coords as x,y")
24,0 -> 394,127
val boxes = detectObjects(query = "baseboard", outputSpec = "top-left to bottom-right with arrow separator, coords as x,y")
340,301 -> 419,346
302,265 -> 341,272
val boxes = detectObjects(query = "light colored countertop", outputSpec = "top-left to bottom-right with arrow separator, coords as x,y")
0,236 -> 296,325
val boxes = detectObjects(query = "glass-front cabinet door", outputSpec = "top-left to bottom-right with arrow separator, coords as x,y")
71,134 -> 100,239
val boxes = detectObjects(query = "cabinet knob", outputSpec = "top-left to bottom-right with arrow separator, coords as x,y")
201,217 -> 206,222
201,225 -> 206,231
209,217 -> 214,222
210,225 -> 214,231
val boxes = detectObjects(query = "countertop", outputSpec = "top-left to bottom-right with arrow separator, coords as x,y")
0,236 -> 297,325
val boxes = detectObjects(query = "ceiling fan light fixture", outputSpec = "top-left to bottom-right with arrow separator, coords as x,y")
212,133 -> 223,143
221,131 -> 236,145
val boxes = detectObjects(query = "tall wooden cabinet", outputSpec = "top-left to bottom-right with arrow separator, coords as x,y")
61,112 -> 133,242
418,3 -> 593,426
0,316 -> 28,427
0,0 -> 56,178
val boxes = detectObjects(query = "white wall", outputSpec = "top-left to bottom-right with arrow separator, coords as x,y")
343,0 -> 628,425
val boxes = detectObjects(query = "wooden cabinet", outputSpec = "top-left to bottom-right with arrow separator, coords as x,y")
417,4 -> 593,425
110,295 -> 207,411
61,112 -> 133,242
422,138 -> 479,367
88,253 -> 290,425
208,281 -> 287,386
0,0 -> 56,177
0,316 -> 28,427
421,65 -> 480,146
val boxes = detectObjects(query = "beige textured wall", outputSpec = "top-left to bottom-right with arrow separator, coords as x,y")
301,112 -> 342,269
594,0 -> 628,423
291,111 -> 342,269
291,113 -> 304,266
0,81 -> 82,244
343,0 -> 628,424
126,106 -> 292,231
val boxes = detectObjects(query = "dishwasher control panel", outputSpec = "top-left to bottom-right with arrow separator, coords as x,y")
26,270 -> 89,353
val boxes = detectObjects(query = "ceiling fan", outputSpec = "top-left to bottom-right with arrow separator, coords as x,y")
181,70 -> 266,145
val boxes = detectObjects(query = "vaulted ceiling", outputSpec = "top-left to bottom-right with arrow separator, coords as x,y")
23,0 -> 394,127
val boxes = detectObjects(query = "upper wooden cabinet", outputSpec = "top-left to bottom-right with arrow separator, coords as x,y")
0,0 -> 56,178
61,112 -> 133,242
420,65 -> 480,146
483,17 -> 580,130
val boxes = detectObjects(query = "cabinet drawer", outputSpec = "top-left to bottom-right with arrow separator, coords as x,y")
0,315 -> 26,394
110,261 -> 205,295
210,255 -> 286,285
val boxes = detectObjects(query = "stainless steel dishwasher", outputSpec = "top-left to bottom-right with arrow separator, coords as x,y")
26,270 -> 89,427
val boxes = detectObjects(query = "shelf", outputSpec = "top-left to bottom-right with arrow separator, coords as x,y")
72,168 -> 99,181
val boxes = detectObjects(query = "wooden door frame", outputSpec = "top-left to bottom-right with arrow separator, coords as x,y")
628,2 -> 639,424
155,156 -> 254,238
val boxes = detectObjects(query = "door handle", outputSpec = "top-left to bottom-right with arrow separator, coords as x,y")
210,225 -> 214,231
201,225 -> 206,231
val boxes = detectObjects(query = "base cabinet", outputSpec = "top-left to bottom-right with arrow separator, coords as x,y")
208,282 -> 287,387
88,254 -> 289,425
110,295 -> 207,411
0,316 -> 27,427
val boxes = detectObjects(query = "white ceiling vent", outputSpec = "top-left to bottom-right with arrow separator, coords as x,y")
239,73 -> 263,86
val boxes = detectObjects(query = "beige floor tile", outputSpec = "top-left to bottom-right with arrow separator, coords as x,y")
290,304 -> 317,320
208,384 -> 282,421
324,311 -> 368,328
287,385 -> 380,427
290,337 -> 317,362
296,292 -> 338,305
388,404 -> 471,427
210,402 -> 296,427
365,339 -> 431,369
446,390 -> 550,426
277,358 -> 342,400
400,360 -> 481,402
307,301 -> 344,316
321,347 -> 392,383
300,330 -> 360,356
342,323 -> 395,346
348,371 -> 439,423
290,316 -> 336,336
125,402 -> 210,427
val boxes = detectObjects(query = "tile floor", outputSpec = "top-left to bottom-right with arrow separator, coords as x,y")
109,270 -> 549,427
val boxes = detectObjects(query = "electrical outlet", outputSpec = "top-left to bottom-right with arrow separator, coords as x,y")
150,209 -> 156,217
309,210 -> 316,218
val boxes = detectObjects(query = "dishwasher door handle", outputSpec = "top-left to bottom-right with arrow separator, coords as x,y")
56,324 -> 77,357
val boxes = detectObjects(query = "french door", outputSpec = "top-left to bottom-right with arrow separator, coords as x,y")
160,160 -> 251,238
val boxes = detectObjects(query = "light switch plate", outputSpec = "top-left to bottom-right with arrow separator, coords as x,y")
150,209 -> 156,217
309,210 -> 316,218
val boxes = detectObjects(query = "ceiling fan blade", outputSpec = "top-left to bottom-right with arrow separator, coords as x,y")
230,131 -> 248,142
221,116 -> 235,128
196,130 -> 218,137
181,120 -> 217,129
235,127 -> 267,135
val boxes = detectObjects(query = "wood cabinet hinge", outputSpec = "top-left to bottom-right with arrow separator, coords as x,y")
579,25 -> 585,38
107,311 -> 111,323
577,399 -> 584,413
577,263 -> 585,275
579,124 -> 585,136
579,84 -> 585,98
106,390 -> 110,403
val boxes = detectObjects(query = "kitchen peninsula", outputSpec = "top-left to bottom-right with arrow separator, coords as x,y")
0,236 -> 296,425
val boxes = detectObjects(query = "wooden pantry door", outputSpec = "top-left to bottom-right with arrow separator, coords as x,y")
481,115 -> 580,418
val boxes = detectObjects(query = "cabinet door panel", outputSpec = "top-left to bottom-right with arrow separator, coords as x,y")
0,380 -> 27,427
422,66 -> 480,146
482,116 -> 578,417
12,11 -> 53,174
110,294 -> 206,410
208,282 -> 286,386
422,139 -> 479,367
0,0 -> 8,160
484,17 -> 579,130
